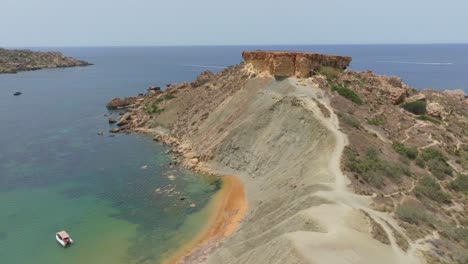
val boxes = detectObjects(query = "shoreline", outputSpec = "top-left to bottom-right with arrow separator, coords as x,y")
162,175 -> 247,264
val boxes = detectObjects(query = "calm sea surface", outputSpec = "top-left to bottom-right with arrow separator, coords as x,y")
0,45 -> 466,264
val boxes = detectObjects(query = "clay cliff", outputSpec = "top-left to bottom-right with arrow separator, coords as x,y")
108,51 -> 467,264
242,50 -> 351,78
0,48 -> 91,74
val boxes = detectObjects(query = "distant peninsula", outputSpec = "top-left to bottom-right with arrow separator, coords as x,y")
0,48 -> 91,74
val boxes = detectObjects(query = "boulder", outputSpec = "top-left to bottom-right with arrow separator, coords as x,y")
191,70 -> 215,87
427,102 -> 444,118
389,87 -> 408,105
109,128 -> 120,133
147,86 -> 161,92
387,76 -> 403,88
108,117 -> 117,124
405,93 -> 426,103
116,113 -> 131,126
106,97 -> 137,109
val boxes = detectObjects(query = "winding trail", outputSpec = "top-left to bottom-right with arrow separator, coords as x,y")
290,78 -> 425,264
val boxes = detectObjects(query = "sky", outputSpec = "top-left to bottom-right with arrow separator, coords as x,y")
1,0 -> 467,47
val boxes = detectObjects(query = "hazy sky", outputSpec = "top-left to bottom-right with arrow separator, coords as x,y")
1,0 -> 467,47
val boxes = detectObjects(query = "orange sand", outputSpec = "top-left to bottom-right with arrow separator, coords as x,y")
162,175 -> 247,264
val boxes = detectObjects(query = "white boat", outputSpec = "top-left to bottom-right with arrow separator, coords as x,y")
56,231 -> 73,247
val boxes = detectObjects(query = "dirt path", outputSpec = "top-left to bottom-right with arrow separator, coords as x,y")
291,79 -> 424,264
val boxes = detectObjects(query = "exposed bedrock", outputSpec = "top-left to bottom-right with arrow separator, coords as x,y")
242,50 -> 352,78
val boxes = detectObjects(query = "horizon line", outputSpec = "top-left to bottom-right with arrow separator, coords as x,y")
2,42 -> 468,49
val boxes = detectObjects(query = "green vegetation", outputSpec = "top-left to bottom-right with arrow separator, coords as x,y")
318,66 -> 341,80
331,83 -> 364,105
338,112 -> 360,128
401,101 -> 427,115
421,148 -> 447,162
392,142 -> 418,160
321,67 -> 363,105
367,115 -> 386,126
450,175 -> 468,193
416,115 -> 441,124
440,223 -> 468,244
144,102 -> 165,114
419,148 -> 453,179
396,204 -> 432,224
414,176 -> 451,204
346,148 -> 409,187
143,93 -> 176,114
162,94 -> 175,100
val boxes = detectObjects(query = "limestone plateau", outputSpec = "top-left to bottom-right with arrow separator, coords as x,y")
109,50 -> 467,264
242,50 -> 352,78
0,48 -> 91,74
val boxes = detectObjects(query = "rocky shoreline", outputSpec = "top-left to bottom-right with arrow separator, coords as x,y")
0,48 -> 91,74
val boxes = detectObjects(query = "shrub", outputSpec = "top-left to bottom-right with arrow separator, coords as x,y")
414,176 -> 451,203
415,156 -> 425,168
421,148 -> 447,162
367,115 -> 386,126
392,142 -> 418,160
416,115 -> 440,124
426,159 -> 453,179
331,84 -> 364,105
319,66 -> 341,80
440,223 -> 468,244
143,93 -> 175,114
402,101 -> 427,115
396,204 -> 431,224
144,100 -> 165,114
419,148 -> 452,179
450,175 -> 468,193
162,94 -> 175,100
338,112 -> 360,128
346,148 -> 408,187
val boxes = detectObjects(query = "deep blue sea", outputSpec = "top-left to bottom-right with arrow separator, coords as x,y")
0,45 -> 466,264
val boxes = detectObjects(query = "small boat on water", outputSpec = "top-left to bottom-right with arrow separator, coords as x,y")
56,231 -> 73,247
13,92 -> 22,96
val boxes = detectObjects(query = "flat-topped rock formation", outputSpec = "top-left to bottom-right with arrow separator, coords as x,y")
242,50 -> 352,78
0,48 -> 91,74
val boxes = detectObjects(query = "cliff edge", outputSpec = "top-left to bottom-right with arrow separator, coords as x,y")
242,50 -> 351,78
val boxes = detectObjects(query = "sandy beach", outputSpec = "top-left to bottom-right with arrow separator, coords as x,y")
162,175 -> 247,264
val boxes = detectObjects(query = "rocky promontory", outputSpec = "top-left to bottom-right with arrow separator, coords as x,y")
109,50 -> 467,264
0,48 -> 91,74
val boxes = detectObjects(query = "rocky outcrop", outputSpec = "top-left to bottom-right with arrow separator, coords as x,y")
427,102 -> 444,117
106,97 -> 139,109
242,50 -> 352,78
405,93 -> 426,103
0,48 -> 91,74
443,89 -> 465,101
191,70 -> 215,87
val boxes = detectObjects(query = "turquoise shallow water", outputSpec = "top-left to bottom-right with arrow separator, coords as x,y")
0,48 -> 224,263
0,122 -> 221,264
